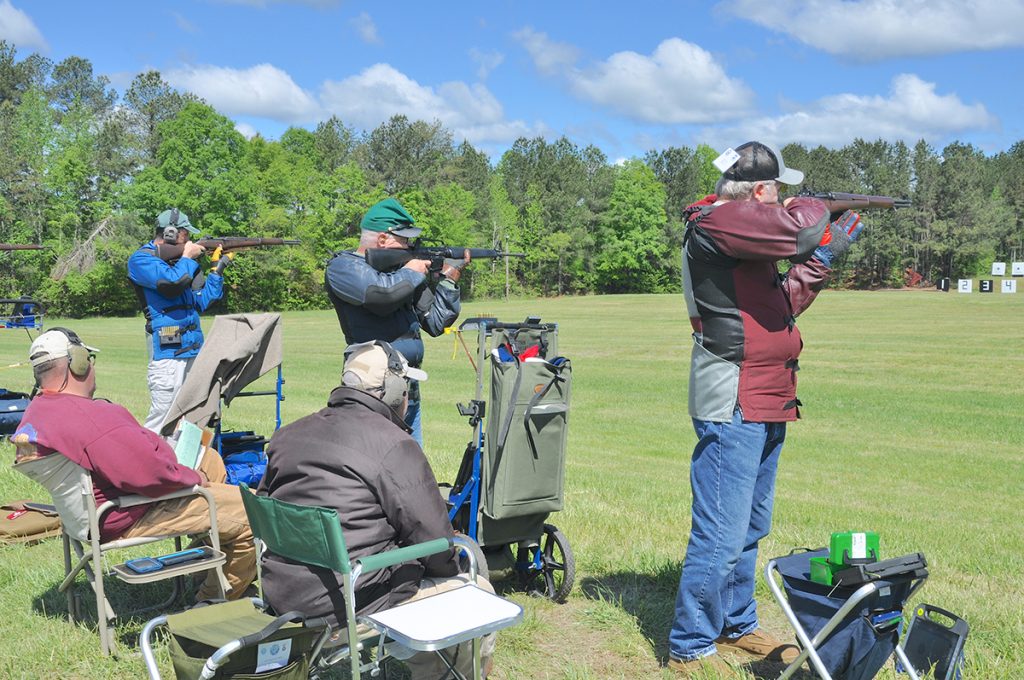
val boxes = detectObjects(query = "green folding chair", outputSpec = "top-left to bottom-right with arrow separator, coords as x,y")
238,483 -> 523,680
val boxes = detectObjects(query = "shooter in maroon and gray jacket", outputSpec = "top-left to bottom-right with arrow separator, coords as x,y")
668,141 -> 865,673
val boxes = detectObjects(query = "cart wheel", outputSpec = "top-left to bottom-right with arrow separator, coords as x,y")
517,524 -> 574,603
454,532 -> 489,582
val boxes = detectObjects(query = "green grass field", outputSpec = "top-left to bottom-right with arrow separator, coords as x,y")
1,291 -> 1021,679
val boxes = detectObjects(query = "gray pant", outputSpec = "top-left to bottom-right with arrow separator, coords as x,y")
144,356 -> 193,432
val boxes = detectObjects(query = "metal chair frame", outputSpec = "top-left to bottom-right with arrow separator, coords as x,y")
240,484 -> 523,680
14,455 -> 229,655
765,557 -> 924,680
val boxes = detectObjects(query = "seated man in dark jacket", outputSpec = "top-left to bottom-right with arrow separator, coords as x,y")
258,340 -> 495,678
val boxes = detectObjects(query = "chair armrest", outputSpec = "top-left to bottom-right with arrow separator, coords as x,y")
355,537 -> 453,575
113,485 -> 208,509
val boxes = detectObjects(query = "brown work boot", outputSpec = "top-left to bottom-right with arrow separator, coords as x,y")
716,628 -> 799,663
668,653 -> 735,677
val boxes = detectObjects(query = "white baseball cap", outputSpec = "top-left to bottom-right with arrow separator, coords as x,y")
29,328 -> 100,367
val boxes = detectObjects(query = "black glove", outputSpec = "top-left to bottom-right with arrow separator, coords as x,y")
213,248 -> 235,275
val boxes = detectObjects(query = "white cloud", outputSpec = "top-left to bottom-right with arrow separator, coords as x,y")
513,30 -> 754,124
0,0 -> 47,51
351,12 -> 380,44
700,74 -> 997,149
469,48 -> 504,80
235,122 -> 259,139
165,63 -> 320,123
570,38 -> 756,124
512,27 -> 580,76
719,0 -> 1024,60
318,63 -> 543,145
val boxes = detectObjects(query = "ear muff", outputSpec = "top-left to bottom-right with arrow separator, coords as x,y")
159,208 -> 180,242
49,327 -> 92,377
380,369 -> 408,413
373,341 -> 409,412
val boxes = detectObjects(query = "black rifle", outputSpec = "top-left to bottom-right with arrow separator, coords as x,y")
365,247 -> 525,273
797,190 -> 911,218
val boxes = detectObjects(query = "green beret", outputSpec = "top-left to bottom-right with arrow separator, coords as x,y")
360,198 -> 422,238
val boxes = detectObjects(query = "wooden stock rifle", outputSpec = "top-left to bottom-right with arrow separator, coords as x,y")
797,190 -> 911,218
155,237 -> 301,262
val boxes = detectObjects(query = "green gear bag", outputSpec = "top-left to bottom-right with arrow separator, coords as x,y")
484,327 -> 570,521
166,599 -> 321,679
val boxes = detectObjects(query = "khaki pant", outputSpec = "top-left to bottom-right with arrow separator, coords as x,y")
400,574 -> 498,679
120,449 -> 255,600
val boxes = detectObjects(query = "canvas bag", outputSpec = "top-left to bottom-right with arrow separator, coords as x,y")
0,500 -> 62,544
777,550 -> 913,680
0,388 -> 31,436
484,342 -> 571,520
219,431 -> 268,486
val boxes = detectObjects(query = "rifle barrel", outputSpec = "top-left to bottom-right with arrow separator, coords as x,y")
798,190 -> 911,210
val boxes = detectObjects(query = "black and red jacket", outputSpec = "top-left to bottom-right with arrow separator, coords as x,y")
682,195 -> 830,422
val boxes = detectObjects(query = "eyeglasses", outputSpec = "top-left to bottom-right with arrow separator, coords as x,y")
87,353 -> 96,364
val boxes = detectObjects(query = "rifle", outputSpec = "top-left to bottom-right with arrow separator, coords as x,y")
797,190 -> 911,217
155,237 -> 301,263
0,244 -> 47,251
365,247 -> 526,274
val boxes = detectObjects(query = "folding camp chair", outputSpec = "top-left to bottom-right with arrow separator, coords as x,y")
13,453 -> 229,655
141,597 -> 332,679
239,483 -> 524,680
765,549 -> 928,680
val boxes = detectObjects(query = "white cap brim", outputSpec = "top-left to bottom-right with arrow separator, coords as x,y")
405,366 -> 428,382
777,166 -> 804,185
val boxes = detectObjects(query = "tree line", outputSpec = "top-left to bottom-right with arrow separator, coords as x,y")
1,42 -> 1022,318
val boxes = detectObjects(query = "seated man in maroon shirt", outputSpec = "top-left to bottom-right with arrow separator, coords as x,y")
12,328 -> 254,600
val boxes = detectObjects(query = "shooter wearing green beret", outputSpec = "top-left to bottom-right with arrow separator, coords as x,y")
324,198 -> 467,445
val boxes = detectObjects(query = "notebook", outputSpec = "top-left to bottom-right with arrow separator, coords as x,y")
173,421 -> 205,469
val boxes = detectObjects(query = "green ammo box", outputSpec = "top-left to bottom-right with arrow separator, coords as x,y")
809,556 -> 842,585
829,531 -> 879,567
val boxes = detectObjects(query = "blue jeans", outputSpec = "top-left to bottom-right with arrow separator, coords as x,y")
404,397 -> 422,447
668,409 -> 786,660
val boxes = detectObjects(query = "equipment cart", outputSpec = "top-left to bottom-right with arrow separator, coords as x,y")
445,316 -> 575,602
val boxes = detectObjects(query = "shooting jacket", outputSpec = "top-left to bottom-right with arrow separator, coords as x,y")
257,387 -> 458,626
127,241 -> 223,360
682,196 -> 830,422
324,250 -> 460,368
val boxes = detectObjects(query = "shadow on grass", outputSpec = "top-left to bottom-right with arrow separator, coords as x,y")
579,565 -> 817,680
31,575 -> 192,651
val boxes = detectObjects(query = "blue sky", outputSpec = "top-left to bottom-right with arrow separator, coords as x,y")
3,0 -> 1022,161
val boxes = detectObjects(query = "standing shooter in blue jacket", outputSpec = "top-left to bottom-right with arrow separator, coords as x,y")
128,208 -> 230,431
324,198 -> 466,445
